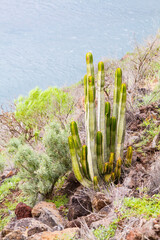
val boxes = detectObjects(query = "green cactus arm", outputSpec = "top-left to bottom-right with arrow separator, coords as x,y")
93,176 -> 99,190
96,131 -> 104,175
87,76 -> 99,180
113,68 -> 122,120
86,52 -> 94,78
115,157 -> 122,180
84,74 -> 88,105
108,152 -> 114,173
116,83 -> 127,160
97,61 -> 106,163
84,74 -> 88,144
103,162 -> 109,174
104,173 -> 112,183
105,102 -> 111,161
82,145 -> 90,179
110,117 -> 116,157
68,136 -> 91,188
70,121 -> 82,158
125,146 -> 133,167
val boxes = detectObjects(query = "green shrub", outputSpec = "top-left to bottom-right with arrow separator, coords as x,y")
43,121 -> 71,169
14,87 -> 74,140
5,121 -> 71,205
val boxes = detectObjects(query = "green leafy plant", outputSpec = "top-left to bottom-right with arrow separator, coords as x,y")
93,219 -> 118,240
68,53 -> 132,187
135,117 -> 160,153
0,175 -> 21,201
14,87 -> 74,140
0,174 -> 28,231
122,195 -> 160,219
47,195 -> 69,208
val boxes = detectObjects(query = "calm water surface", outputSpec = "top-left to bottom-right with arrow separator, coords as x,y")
0,0 -> 160,105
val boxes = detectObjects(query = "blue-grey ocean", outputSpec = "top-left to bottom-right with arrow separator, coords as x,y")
0,0 -> 160,105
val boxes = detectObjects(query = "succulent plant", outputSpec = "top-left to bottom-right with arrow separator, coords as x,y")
68,52 -> 132,187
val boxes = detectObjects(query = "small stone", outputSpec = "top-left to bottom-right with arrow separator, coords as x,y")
67,191 -> 92,221
126,229 -> 142,240
92,192 -> 111,211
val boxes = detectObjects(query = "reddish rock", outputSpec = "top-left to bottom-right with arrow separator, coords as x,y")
15,202 -> 32,220
126,230 -> 142,240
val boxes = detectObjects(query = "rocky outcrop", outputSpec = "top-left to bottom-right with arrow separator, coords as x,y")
1,201 -> 65,239
28,228 -> 80,240
15,202 -> 32,220
65,212 -> 106,228
126,217 -> 160,240
32,201 -> 64,229
1,218 -> 53,239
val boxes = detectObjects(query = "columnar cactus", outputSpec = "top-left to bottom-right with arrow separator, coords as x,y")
68,52 -> 132,188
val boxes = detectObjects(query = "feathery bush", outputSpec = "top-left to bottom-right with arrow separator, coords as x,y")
4,121 -> 71,205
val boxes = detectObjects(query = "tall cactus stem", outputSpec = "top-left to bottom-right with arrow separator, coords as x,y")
84,74 -> 88,142
104,173 -> 112,183
108,152 -> 114,173
70,121 -> 82,158
86,52 -> 94,78
125,146 -> 133,167
113,68 -> 122,120
96,131 -> 103,175
87,76 -> 99,180
116,83 -> 127,160
68,136 -> 91,188
84,74 -> 88,105
97,61 -> 105,162
110,117 -> 116,157
115,157 -> 122,180
105,102 -> 111,161
93,176 -> 99,190
82,145 -> 90,179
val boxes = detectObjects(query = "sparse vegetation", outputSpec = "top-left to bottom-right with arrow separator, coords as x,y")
121,195 -> 160,219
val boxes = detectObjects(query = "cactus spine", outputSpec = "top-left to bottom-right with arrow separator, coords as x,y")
68,52 -> 132,188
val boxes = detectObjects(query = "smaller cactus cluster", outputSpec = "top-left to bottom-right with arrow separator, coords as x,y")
68,53 -> 133,188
